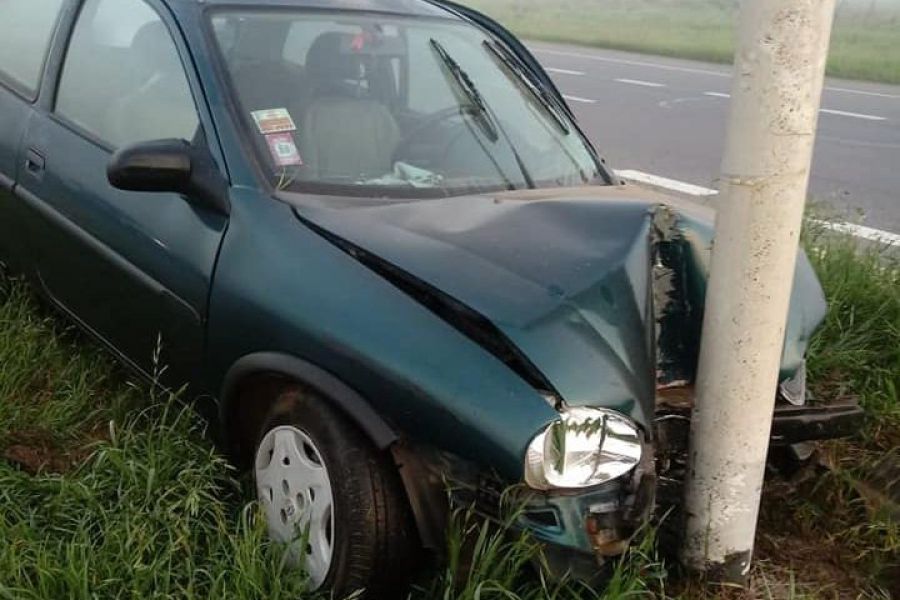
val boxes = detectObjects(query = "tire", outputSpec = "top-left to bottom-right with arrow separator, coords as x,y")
253,387 -> 415,598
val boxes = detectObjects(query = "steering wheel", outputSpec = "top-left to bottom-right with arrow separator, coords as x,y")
392,106 -> 475,165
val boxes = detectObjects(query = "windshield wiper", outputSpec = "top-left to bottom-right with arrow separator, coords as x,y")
429,38 -> 536,190
483,40 -> 570,135
430,38 -> 498,143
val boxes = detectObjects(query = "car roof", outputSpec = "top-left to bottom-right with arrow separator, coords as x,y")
168,0 -> 459,19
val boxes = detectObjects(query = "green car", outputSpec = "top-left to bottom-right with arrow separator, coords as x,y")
0,0 -> 859,596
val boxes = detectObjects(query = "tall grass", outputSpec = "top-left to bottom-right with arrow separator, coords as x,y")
417,505 -> 664,599
0,279 -> 657,598
805,234 -> 900,430
462,0 -> 900,85
788,229 -> 900,589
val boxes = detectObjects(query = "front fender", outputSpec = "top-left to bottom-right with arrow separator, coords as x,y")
220,351 -> 399,451
204,190 -> 559,481
677,208 -> 827,380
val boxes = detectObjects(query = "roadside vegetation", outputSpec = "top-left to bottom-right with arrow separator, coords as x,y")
461,0 -> 900,85
758,226 -> 899,596
0,275 -> 658,598
0,221 -> 897,598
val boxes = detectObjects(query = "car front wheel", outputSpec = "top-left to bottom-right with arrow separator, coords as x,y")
254,387 -> 415,598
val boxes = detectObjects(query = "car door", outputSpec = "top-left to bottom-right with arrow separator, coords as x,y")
15,0 -> 228,386
0,0 -> 68,272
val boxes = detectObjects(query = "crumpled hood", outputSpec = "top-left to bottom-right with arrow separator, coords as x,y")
290,187 -> 671,427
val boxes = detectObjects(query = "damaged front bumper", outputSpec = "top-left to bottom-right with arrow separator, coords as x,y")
515,434 -> 656,578
394,366 -> 863,580
528,392 -> 863,576
511,375 -> 861,575
395,434 -> 656,575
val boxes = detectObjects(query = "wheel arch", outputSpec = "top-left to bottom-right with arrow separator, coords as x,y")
220,352 -> 399,467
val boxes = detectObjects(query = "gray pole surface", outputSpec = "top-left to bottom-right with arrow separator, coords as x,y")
680,0 -> 837,583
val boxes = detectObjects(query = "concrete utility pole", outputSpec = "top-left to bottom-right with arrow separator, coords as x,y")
681,0 -> 836,584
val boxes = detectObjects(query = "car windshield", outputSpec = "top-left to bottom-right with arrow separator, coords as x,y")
210,9 -> 606,198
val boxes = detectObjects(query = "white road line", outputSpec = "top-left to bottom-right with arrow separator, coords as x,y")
819,108 -> 886,121
563,94 -> 596,104
809,220 -> 900,246
615,169 -> 718,196
615,169 -> 900,245
701,94 -> 887,121
533,47 -> 729,78
825,86 -> 900,100
615,78 -> 666,88
531,46 -> 900,99
546,67 -> 585,76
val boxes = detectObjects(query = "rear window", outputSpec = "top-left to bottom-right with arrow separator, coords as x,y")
0,0 -> 66,99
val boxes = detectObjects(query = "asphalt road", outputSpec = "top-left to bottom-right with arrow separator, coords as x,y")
529,42 -> 900,235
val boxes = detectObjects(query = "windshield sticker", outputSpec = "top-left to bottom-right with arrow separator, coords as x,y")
252,108 -> 297,135
265,133 -> 303,167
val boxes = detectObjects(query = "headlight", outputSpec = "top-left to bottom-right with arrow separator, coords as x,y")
524,407 -> 643,491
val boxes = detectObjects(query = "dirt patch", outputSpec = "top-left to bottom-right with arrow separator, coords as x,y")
665,456 -> 893,599
756,472 -> 887,598
2,426 -> 108,475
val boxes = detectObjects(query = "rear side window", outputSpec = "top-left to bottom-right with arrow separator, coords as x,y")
0,0 -> 65,99
55,0 -> 199,149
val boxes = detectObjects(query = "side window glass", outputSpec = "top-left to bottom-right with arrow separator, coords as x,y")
56,0 -> 199,149
0,0 -> 65,98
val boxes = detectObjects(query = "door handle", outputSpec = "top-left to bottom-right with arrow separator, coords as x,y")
25,149 -> 46,179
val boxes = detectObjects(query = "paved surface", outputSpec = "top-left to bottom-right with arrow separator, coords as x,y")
530,42 -> 900,234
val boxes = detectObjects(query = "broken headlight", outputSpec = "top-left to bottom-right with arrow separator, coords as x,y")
524,407 -> 642,491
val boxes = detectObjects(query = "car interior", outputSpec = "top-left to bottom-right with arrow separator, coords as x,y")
211,11 -> 599,194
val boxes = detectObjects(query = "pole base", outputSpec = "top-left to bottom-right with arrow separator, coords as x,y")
683,549 -> 753,586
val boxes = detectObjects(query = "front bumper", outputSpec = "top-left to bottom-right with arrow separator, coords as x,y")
396,436 -> 656,569
513,375 -> 863,573
394,370 -> 862,580
514,433 -> 656,570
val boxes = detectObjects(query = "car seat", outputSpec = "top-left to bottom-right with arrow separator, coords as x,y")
299,32 -> 400,183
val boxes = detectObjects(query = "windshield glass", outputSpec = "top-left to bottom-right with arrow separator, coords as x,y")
210,9 -> 606,198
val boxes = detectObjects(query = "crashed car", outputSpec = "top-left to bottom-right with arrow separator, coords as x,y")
0,0 -> 862,596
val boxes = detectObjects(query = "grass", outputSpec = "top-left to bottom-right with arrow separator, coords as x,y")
461,0 -> 900,85
0,222 -> 897,598
0,277 -> 657,598
759,227 -> 900,594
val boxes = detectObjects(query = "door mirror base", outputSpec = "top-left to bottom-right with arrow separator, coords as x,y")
107,139 -> 230,216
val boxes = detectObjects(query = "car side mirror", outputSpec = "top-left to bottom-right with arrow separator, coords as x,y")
107,139 -> 230,215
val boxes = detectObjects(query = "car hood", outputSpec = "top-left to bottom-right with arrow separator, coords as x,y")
285,185 -> 825,429
282,186 -> 826,430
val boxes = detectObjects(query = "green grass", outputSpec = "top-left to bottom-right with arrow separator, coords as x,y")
461,0 -> 900,85
806,233 -> 900,430
0,223 -> 897,598
0,278 -> 657,598
780,228 -> 900,591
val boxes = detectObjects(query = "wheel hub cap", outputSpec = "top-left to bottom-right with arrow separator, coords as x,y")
255,426 -> 335,589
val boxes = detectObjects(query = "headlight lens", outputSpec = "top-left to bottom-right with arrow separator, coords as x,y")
524,407 -> 643,490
